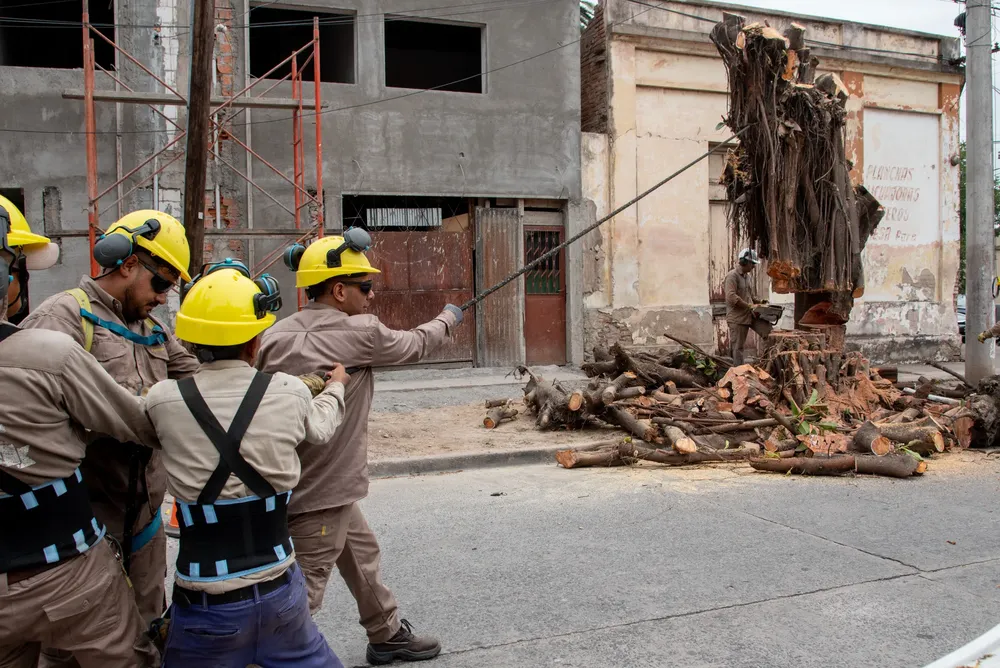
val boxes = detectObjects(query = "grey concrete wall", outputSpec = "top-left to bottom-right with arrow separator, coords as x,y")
0,66 -> 120,301
237,0 -> 582,224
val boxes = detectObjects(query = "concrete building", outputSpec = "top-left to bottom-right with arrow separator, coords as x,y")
579,0 -> 964,362
0,0 -> 586,367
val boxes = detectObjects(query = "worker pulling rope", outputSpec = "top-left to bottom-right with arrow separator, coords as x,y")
457,133 -> 742,312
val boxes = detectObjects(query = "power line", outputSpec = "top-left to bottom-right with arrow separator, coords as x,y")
0,0 -> 555,31
0,0 -> 639,137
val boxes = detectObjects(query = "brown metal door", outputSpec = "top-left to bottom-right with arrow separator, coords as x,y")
366,228 -> 475,363
524,227 -> 566,365
475,207 -> 524,366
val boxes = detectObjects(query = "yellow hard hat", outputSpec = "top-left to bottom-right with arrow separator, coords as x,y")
0,194 -> 51,249
175,259 -> 282,346
284,228 -> 380,289
99,210 -> 192,281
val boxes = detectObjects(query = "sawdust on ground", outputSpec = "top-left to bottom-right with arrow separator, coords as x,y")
367,400 -> 618,460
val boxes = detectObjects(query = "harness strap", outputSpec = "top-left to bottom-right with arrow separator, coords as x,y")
65,288 -> 166,351
177,372 -> 276,504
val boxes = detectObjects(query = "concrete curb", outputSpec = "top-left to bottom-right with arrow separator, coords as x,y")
369,444 -> 574,479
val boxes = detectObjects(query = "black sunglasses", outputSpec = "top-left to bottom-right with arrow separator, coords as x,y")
137,257 -> 176,294
339,279 -> 373,295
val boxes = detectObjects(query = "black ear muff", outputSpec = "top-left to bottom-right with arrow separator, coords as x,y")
0,210 -> 10,305
253,273 -> 282,318
93,233 -> 136,269
283,244 -> 305,272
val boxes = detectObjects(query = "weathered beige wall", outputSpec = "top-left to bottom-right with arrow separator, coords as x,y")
580,0 -> 964,362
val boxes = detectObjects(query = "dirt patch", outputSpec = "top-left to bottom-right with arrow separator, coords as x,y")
367,400 -> 619,460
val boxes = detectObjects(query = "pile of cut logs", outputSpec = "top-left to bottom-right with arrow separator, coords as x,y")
495,329 -> 977,480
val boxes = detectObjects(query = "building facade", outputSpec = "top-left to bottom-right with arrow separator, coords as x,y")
579,0 -> 964,362
0,0 -> 586,367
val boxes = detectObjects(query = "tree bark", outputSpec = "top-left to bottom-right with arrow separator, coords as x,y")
750,456 -> 857,475
484,405 -> 519,429
851,421 -> 894,456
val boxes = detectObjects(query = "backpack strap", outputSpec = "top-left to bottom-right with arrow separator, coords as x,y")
65,289 -> 93,353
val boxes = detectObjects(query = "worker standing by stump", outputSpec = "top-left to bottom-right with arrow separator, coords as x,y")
0,207 -> 159,667
21,211 -> 200,666
257,228 -> 462,665
144,259 -> 348,667
725,248 -> 773,366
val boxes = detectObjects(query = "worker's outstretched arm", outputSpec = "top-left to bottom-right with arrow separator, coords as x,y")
60,343 -> 159,449
370,305 -> 462,367
302,364 -> 349,444
978,321 -> 1000,343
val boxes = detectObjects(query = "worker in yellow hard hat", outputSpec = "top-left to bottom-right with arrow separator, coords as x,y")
0,194 -> 60,323
257,228 -> 463,665
0,185 -> 160,667
21,210 -> 201,666
143,258 -> 349,667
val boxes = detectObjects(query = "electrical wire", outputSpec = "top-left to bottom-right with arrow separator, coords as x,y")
0,0 -> 647,137
0,0 -> 558,30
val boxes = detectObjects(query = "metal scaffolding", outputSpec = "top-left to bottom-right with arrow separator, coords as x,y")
71,2 -> 327,291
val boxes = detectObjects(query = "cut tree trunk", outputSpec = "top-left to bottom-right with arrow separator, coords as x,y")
874,423 -> 945,454
855,453 -> 926,477
483,405 -> 519,429
662,426 -> 698,454
851,421 -> 894,456
555,448 -> 625,469
604,406 -> 657,443
750,456 -> 857,475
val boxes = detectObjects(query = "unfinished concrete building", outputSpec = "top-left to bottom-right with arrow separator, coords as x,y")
580,0 -> 964,363
0,0 -> 584,367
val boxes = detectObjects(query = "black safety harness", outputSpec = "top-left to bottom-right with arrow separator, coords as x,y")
0,324 -> 106,573
173,371 -> 294,581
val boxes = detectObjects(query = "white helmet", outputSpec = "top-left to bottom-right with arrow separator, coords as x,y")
738,248 -> 760,265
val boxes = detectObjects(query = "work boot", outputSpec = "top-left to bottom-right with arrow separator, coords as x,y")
366,619 -> 441,664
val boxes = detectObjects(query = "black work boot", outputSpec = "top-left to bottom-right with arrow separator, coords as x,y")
366,619 -> 442,664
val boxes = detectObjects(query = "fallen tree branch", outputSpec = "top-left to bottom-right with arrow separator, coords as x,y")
927,362 -> 969,388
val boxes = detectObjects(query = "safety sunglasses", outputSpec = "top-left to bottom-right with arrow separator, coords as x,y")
137,257 -> 177,294
339,279 -> 373,295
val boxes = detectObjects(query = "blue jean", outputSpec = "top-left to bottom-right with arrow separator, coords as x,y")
163,564 -> 343,668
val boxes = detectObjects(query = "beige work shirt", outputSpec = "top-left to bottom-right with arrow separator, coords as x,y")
724,268 -> 756,326
20,276 -> 200,538
145,360 -> 345,593
0,325 -> 158,489
257,303 -> 458,513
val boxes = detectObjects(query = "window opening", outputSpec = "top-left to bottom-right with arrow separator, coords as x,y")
384,18 -> 482,93
0,0 -> 114,69
249,6 -> 355,84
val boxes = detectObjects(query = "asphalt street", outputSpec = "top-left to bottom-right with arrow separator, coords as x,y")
167,455 -> 1000,667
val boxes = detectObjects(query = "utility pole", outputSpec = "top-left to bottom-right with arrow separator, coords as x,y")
182,0 -> 215,274
966,0 -> 995,385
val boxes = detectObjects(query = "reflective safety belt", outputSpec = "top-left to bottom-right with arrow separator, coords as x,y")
64,288 -> 166,352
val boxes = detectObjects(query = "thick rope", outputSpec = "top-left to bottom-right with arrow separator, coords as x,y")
458,133 -> 741,312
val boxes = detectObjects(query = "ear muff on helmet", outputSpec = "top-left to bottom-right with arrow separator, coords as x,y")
0,210 -> 11,306
326,227 -> 372,269
93,218 -> 162,270
284,243 -> 306,272
181,258 -> 282,320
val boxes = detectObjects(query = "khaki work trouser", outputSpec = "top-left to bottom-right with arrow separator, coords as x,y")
38,524 -> 167,668
0,541 -> 158,668
288,503 -> 401,643
729,317 -> 773,366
